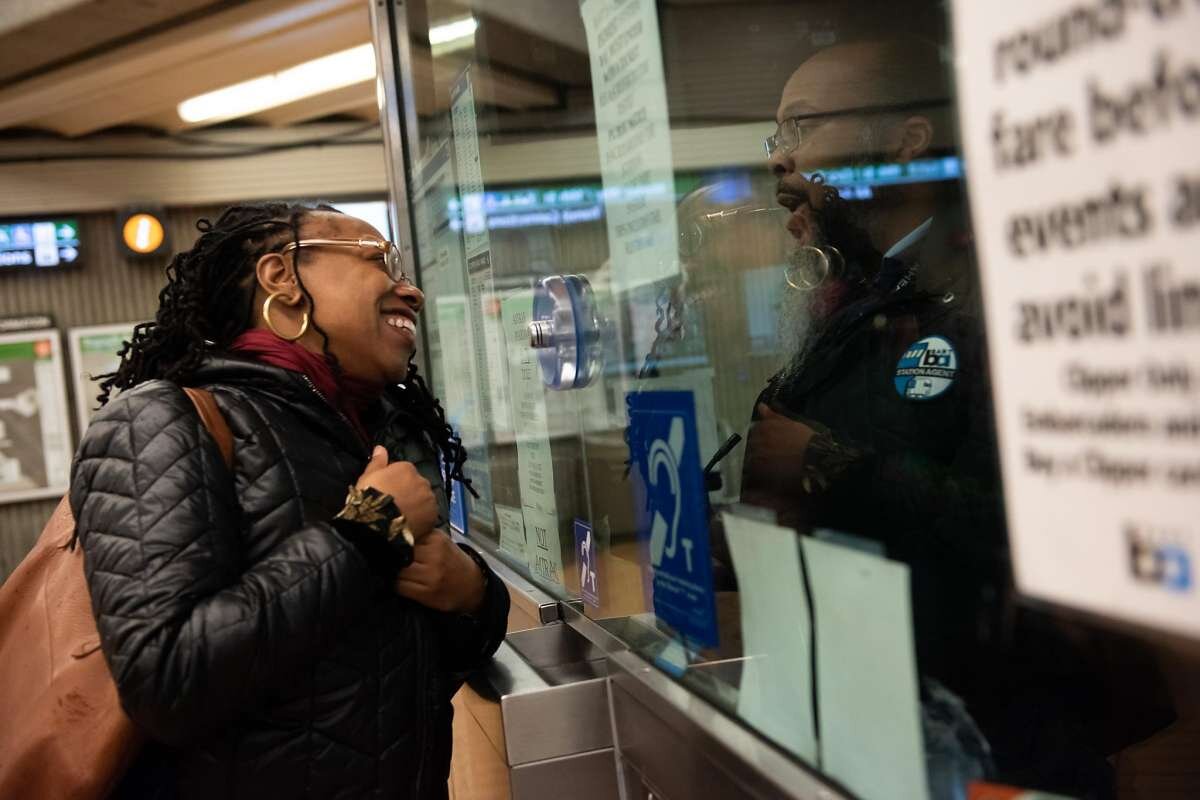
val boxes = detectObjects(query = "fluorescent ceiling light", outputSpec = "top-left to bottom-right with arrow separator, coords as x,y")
428,16 -> 477,46
178,43 -> 377,124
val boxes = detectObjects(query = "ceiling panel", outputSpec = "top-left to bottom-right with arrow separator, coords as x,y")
29,5 -> 369,136
0,0 -> 240,86
247,82 -> 378,128
0,0 -> 571,140
0,0 -> 363,136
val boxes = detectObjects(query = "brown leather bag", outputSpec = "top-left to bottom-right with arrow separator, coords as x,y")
0,388 -> 233,799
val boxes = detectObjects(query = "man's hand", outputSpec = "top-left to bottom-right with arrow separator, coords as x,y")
740,403 -> 822,529
394,530 -> 486,614
743,403 -> 816,493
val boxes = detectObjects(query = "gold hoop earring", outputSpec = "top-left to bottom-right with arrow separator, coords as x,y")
262,292 -> 309,341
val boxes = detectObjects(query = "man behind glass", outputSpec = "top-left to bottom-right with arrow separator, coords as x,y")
740,35 -> 1171,797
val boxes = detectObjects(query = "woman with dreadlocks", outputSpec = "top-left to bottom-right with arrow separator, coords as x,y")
69,201 -> 509,799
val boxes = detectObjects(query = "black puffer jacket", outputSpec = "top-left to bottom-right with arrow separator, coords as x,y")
69,356 -> 509,799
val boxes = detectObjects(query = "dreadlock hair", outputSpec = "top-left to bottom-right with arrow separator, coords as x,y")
97,200 -> 472,499
99,201 -> 327,399
393,360 -> 475,499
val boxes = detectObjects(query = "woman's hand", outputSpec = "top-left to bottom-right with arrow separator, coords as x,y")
394,531 -> 487,614
355,446 -> 439,537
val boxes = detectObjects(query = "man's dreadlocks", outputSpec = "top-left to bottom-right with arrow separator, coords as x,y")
97,201 -> 471,497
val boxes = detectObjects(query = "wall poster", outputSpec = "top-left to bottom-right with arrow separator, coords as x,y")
0,329 -> 72,505
67,322 -> 137,433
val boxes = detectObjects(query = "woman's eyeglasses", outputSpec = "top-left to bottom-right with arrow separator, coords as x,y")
281,238 -> 410,284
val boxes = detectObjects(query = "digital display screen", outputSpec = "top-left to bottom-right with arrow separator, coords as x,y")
0,219 -> 81,269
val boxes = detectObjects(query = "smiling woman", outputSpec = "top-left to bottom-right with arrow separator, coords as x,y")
63,201 -> 509,799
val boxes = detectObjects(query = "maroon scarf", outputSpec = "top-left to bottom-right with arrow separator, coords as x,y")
230,329 -> 379,444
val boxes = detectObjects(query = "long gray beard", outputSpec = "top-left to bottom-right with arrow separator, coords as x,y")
774,124 -> 885,384
776,278 -> 821,385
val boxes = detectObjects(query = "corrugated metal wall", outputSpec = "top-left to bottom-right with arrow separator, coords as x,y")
0,204 -> 221,580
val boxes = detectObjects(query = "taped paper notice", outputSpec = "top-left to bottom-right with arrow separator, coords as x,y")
434,296 -> 493,525
450,68 -> 490,261
722,512 -> 818,763
581,0 -> 680,291
495,503 -> 529,567
466,253 -> 513,438
500,290 -> 565,586
802,536 -> 926,800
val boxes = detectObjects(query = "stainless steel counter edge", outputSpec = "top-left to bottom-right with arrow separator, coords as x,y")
560,603 -> 847,800
603,648 -> 848,800
460,539 -> 847,800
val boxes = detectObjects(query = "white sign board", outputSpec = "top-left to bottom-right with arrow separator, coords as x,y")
0,329 -> 72,504
67,322 -> 137,433
953,0 -> 1200,637
582,0 -> 680,291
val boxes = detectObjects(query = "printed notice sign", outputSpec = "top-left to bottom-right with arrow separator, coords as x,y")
501,291 -> 565,587
450,68 -> 490,262
0,330 -> 72,504
414,141 -> 495,526
68,323 -> 136,432
412,141 -> 463,303
581,0 -> 679,291
467,253 -> 513,438
495,503 -> 529,566
450,69 -> 509,527
435,297 -> 494,527
953,1 -> 1200,636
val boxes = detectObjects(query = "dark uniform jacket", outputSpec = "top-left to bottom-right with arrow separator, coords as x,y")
743,215 -> 1173,796
745,214 -> 1006,690
69,356 -> 509,799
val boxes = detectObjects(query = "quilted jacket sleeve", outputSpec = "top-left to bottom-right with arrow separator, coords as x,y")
70,381 -> 374,747
434,545 -> 510,675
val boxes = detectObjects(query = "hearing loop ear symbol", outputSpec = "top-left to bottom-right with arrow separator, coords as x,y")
262,292 -> 309,341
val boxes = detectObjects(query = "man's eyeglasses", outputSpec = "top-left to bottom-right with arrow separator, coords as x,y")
763,98 -> 951,159
281,238 -> 410,284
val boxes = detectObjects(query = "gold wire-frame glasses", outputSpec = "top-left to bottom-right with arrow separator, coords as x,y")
281,238 -> 409,283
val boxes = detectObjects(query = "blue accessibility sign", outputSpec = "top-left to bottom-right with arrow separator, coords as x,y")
443,455 -> 467,535
626,391 -> 719,648
575,519 -> 600,608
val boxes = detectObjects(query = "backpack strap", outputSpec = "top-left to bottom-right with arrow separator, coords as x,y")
182,387 -> 234,469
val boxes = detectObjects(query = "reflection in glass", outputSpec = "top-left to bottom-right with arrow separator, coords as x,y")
395,2 -> 1195,799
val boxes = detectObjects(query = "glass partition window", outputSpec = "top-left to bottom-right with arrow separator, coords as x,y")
389,2 -> 1190,798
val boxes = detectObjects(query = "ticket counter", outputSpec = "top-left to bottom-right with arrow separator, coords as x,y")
368,1 -> 1200,797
